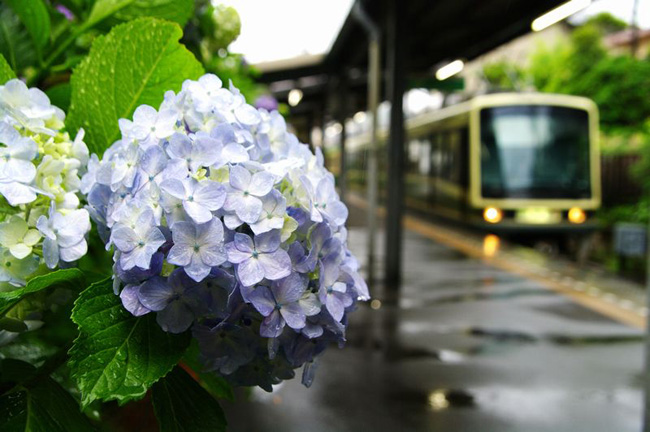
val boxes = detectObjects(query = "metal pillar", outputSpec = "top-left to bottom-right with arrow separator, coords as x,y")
352,1 -> 381,289
320,101 -> 328,168
632,0 -> 640,57
337,76 -> 348,205
384,0 -> 406,297
643,200 -> 650,432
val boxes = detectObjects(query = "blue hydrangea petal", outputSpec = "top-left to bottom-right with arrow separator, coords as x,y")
236,257 -> 264,287
273,273 -> 305,304
225,242 -> 250,264
167,243 -> 192,266
260,310 -> 284,338
235,194 -> 263,224
247,285 -> 275,316
233,233 -> 254,254
254,230 -> 281,253
138,277 -> 173,311
157,300 -> 194,333
229,165 -> 251,191
194,181 -> 226,211
280,302 -> 306,330
258,249 -> 291,281
120,284 -> 151,316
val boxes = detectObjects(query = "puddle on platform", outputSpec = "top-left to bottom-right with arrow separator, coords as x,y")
406,288 -> 556,307
388,388 -> 477,411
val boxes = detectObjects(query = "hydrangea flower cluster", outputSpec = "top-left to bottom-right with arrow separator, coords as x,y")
84,74 -> 369,390
0,79 -> 91,286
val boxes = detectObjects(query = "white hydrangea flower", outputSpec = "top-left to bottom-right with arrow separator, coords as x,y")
0,79 -> 92,284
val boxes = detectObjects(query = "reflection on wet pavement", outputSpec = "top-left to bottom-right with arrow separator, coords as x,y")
223,225 -> 643,432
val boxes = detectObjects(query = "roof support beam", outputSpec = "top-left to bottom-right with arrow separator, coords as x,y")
384,0 -> 406,299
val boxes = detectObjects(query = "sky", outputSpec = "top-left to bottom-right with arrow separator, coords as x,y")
221,0 -> 650,65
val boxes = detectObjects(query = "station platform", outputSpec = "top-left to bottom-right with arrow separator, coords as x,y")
223,200 -> 644,432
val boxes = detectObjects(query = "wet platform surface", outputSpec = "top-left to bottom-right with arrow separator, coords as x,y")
223,210 -> 644,431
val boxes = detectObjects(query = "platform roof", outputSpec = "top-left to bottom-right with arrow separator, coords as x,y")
258,0 -> 568,122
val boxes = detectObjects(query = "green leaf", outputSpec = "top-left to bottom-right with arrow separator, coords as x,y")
152,367 -> 227,432
0,375 -> 95,432
182,341 -> 234,401
0,358 -> 37,383
69,277 -> 191,408
0,269 -> 85,316
0,54 -> 16,84
88,0 -> 194,28
67,17 -> 203,156
0,5 -> 38,73
5,0 -> 50,54
45,83 -> 72,112
0,317 -> 28,333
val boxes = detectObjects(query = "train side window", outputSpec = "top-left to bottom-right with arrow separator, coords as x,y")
430,133 -> 442,178
459,127 -> 469,186
448,129 -> 460,183
418,138 -> 431,175
407,139 -> 420,175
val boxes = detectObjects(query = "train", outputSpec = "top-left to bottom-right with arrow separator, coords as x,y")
342,92 -> 601,241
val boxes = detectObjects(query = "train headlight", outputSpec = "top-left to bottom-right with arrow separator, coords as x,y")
568,207 -> 586,224
483,207 -> 503,224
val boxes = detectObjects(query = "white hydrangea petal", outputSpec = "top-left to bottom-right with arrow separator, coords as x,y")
112,226 -> 139,252
9,243 -> 32,259
235,194 -> 263,224
60,239 -> 88,262
23,229 -> 41,246
43,237 -> 59,269
183,200 -> 212,224
229,165 -> 251,191
2,159 -> 36,184
160,178 -> 187,200
249,171 -> 275,197
0,182 -> 37,205
0,216 -> 27,246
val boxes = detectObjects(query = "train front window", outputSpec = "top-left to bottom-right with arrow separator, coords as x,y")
480,105 -> 591,199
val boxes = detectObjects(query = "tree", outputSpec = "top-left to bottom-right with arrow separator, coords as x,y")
584,12 -> 628,35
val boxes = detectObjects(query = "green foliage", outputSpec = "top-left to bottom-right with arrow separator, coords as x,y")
573,56 -> 650,130
0,5 -> 38,73
198,4 -> 241,52
182,341 -> 234,401
482,61 -> 525,91
0,269 -> 85,316
183,0 -> 263,102
0,360 -> 95,432
0,54 -> 16,84
584,12 -> 628,35
88,0 -> 195,28
5,0 -> 51,58
508,22 -> 650,134
69,278 -> 191,408
67,18 -> 204,155
152,366 -> 227,432
45,83 -> 72,112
